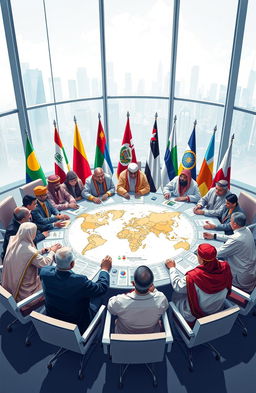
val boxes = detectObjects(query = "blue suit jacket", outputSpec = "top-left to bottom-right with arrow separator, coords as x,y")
32,199 -> 59,231
40,266 -> 109,332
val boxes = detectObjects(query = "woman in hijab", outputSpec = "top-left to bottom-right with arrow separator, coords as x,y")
2,222 -> 60,305
63,171 -> 84,201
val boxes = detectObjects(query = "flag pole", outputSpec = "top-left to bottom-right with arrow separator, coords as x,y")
174,115 -> 177,124
194,119 -> 197,127
155,112 -> 158,120
74,116 -> 77,125
98,113 -> 101,120
127,111 -> 130,118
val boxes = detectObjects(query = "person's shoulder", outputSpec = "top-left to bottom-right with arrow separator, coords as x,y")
40,265 -> 55,276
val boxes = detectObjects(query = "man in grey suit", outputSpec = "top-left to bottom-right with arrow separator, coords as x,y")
82,167 -> 115,204
193,180 -> 231,217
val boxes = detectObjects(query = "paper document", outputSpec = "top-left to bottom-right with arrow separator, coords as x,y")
43,240 -> 64,249
101,197 -> 115,205
65,206 -> 87,216
47,230 -> 64,240
123,195 -> 144,203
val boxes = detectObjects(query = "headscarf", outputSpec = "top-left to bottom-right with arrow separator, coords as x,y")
64,171 -> 83,198
47,175 -> 61,203
186,243 -> 232,319
178,169 -> 192,196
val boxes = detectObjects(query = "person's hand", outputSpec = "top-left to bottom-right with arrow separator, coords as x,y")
101,193 -> 108,201
123,193 -> 130,200
175,196 -> 188,202
193,205 -> 202,213
100,255 -> 112,271
57,214 -> 70,220
42,231 -> 49,238
93,197 -> 101,204
54,221 -> 66,228
75,196 -> 82,201
69,202 -> 79,209
164,193 -> 170,200
40,248 -> 48,255
135,193 -> 141,198
50,243 -> 62,253
165,259 -> 176,269
203,221 -> 216,230
203,232 -> 214,240
194,209 -> 205,215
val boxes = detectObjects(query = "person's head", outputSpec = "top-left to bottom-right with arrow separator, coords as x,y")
230,212 -> 246,230
133,265 -> 154,294
47,175 -> 61,191
65,171 -> 78,187
55,247 -> 75,270
179,169 -> 191,187
215,180 -> 229,196
17,222 -> 37,242
225,193 -> 238,209
197,243 -> 218,268
23,195 -> 37,211
13,206 -> 31,223
128,163 -> 139,179
93,167 -> 105,184
33,185 -> 48,202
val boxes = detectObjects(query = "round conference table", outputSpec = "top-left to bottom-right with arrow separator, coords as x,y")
41,192 -> 223,289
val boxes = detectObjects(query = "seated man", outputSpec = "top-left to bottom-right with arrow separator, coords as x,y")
47,174 -> 79,211
40,247 -> 112,333
81,167 -> 115,204
117,163 -> 150,199
165,244 -> 232,324
163,169 -> 200,203
204,212 -> 256,293
203,193 -> 244,235
108,265 -> 168,334
1,206 -> 47,260
32,186 -> 69,231
193,180 -> 231,217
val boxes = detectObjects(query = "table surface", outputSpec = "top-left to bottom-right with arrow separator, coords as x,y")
40,192 -> 224,289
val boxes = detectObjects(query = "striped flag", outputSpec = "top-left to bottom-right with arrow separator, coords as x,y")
73,118 -> 92,183
161,116 -> 178,186
211,134 -> 234,188
117,113 -> 137,178
54,123 -> 70,183
178,121 -> 197,180
145,116 -> 161,192
94,116 -> 113,176
196,127 -> 216,196
25,135 -> 46,185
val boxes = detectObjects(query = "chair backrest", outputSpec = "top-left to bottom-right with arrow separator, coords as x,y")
238,192 -> 256,225
0,196 -> 17,229
110,332 -> 167,364
19,179 -> 44,200
0,285 -> 24,323
191,305 -> 240,347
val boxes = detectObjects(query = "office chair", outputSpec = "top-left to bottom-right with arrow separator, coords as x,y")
31,305 -> 106,380
19,178 -> 44,199
0,196 -> 17,244
102,310 -> 173,388
238,192 -> 256,225
169,301 -> 240,371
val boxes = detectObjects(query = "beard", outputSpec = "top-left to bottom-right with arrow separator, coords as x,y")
179,180 -> 188,187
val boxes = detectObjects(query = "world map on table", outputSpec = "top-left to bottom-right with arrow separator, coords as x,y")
67,203 -> 196,264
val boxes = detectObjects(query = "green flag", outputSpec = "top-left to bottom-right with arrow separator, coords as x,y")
26,136 -> 46,185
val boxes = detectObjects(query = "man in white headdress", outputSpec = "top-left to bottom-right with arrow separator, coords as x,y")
117,163 -> 150,199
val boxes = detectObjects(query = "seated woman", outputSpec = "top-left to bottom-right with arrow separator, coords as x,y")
2,222 -> 60,308
63,170 -> 84,201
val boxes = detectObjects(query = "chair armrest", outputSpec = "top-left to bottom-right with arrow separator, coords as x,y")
169,301 -> 194,337
230,286 -> 250,300
162,311 -> 173,352
102,310 -> 112,355
81,305 -> 106,342
16,289 -> 44,309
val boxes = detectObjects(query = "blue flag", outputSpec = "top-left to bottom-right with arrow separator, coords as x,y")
178,123 -> 197,180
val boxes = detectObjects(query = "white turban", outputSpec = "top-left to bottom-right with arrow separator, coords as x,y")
128,163 -> 139,173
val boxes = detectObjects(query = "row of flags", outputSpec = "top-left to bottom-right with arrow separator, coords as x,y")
26,114 -> 234,197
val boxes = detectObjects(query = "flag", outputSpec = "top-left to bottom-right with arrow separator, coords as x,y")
94,117 -> 113,176
54,125 -> 70,183
196,128 -> 216,196
161,116 -> 178,186
117,114 -> 137,177
73,120 -> 92,183
25,135 -> 46,185
145,117 -> 161,192
211,134 -> 234,188
178,122 -> 197,179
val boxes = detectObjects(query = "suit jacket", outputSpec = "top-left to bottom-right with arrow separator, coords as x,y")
40,266 -> 110,333
117,169 -> 150,196
31,199 -> 59,231
214,204 -> 245,235
47,186 -> 76,211
1,218 -> 45,260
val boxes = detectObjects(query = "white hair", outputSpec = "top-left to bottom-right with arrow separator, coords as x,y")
55,247 -> 74,269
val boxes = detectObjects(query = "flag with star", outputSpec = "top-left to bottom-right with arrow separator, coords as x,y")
94,115 -> 113,175
145,116 -> 161,192
178,122 -> 197,180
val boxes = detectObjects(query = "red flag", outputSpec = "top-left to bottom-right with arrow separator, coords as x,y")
211,134 -> 234,188
54,126 -> 68,183
73,120 -> 91,183
117,114 -> 137,177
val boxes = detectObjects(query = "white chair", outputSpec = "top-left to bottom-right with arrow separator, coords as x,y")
30,305 -> 106,380
226,285 -> 256,336
0,283 -> 44,345
19,179 -> 44,199
169,301 -> 240,371
0,196 -> 17,232
102,310 -> 173,388
238,191 -> 256,225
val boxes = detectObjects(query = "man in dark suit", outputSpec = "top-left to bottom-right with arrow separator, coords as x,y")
40,247 -> 112,333
32,186 -> 69,231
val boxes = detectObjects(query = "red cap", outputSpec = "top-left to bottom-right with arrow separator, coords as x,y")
197,243 -> 217,262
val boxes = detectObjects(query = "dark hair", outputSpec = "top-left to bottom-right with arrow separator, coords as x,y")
226,193 -> 238,205
23,195 -> 37,207
64,171 -> 82,198
134,265 -> 154,294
